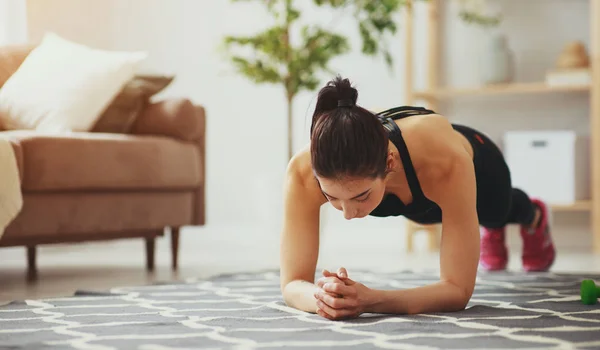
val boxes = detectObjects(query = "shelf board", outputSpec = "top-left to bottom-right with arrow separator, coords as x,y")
550,200 -> 592,212
414,82 -> 591,99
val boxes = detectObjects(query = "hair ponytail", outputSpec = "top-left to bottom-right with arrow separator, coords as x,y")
310,76 -> 389,179
310,76 -> 358,136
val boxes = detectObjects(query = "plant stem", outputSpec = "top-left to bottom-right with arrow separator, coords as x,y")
283,0 -> 294,161
287,92 -> 293,161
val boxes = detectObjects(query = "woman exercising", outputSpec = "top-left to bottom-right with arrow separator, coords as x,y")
279,76 -> 556,320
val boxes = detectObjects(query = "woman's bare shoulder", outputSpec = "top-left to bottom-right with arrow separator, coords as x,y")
398,114 -> 471,177
286,144 -> 312,183
285,144 -> 327,204
397,112 -> 448,133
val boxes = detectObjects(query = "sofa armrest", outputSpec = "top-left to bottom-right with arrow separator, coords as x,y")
131,98 -> 206,225
131,98 -> 204,142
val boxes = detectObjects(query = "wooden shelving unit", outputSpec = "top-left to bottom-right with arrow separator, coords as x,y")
414,82 -> 591,99
551,200 -> 593,212
403,0 -> 600,253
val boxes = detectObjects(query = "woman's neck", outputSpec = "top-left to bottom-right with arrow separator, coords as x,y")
383,144 -> 412,201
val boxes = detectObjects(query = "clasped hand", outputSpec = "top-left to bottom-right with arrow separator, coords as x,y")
313,267 -> 369,320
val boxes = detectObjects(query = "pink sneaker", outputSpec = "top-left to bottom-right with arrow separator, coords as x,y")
479,226 -> 508,271
520,198 -> 556,272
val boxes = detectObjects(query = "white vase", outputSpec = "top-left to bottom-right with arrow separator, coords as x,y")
481,34 -> 514,85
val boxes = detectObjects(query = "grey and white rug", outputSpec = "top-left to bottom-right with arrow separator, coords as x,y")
1,270 -> 600,350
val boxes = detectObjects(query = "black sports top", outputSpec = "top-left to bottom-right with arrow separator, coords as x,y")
368,106 -> 441,219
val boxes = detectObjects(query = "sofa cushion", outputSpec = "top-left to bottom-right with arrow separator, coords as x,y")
0,131 -> 202,191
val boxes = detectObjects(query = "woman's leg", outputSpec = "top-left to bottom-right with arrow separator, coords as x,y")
452,124 -> 555,272
506,189 -> 555,271
485,188 -> 536,228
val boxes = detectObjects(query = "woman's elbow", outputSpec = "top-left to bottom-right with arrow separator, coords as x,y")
281,291 -> 292,307
280,281 -> 292,304
452,298 -> 470,312
453,288 -> 473,311
280,280 -> 301,308
444,282 -> 473,312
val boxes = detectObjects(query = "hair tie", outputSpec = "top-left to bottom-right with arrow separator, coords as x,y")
337,99 -> 354,108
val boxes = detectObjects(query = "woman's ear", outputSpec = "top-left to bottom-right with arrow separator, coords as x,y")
386,151 -> 396,172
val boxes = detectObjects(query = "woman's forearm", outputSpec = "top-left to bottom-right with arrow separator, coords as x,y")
282,280 -> 319,313
365,281 -> 471,315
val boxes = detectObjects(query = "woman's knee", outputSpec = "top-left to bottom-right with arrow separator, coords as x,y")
479,217 -> 508,229
476,191 -> 512,228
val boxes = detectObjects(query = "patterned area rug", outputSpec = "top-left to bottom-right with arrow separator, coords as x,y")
1,270 -> 600,350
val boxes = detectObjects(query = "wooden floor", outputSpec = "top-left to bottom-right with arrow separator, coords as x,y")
2,225 -> 600,304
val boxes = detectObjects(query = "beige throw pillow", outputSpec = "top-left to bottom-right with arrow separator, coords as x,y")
91,75 -> 174,134
0,32 -> 147,133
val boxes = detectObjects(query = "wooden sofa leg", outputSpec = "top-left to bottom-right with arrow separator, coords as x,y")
427,225 -> 440,252
27,246 -> 37,280
171,227 -> 180,270
405,220 -> 416,253
145,237 -> 155,272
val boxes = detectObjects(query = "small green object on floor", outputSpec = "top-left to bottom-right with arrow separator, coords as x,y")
581,279 -> 600,305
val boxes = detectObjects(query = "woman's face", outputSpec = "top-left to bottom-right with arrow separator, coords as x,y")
317,175 -> 388,220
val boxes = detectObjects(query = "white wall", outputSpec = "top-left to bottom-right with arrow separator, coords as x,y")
0,0 -> 27,45
26,0 -> 117,49
24,0 -> 593,250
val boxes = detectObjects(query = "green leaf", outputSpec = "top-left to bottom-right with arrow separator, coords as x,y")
459,10 -> 502,27
344,0 -> 405,67
312,0 -> 348,7
288,26 -> 351,95
230,56 -> 283,84
383,50 -> 393,68
223,26 -> 289,63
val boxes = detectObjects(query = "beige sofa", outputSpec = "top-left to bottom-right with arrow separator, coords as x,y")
0,45 -> 206,279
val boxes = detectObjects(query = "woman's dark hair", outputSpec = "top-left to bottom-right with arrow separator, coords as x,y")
310,76 -> 389,180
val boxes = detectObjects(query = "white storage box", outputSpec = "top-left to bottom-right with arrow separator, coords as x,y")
503,130 -> 590,205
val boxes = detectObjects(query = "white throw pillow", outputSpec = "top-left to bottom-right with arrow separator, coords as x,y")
0,32 -> 147,132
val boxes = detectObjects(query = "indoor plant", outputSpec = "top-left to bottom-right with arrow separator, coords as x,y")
223,0 -> 501,160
